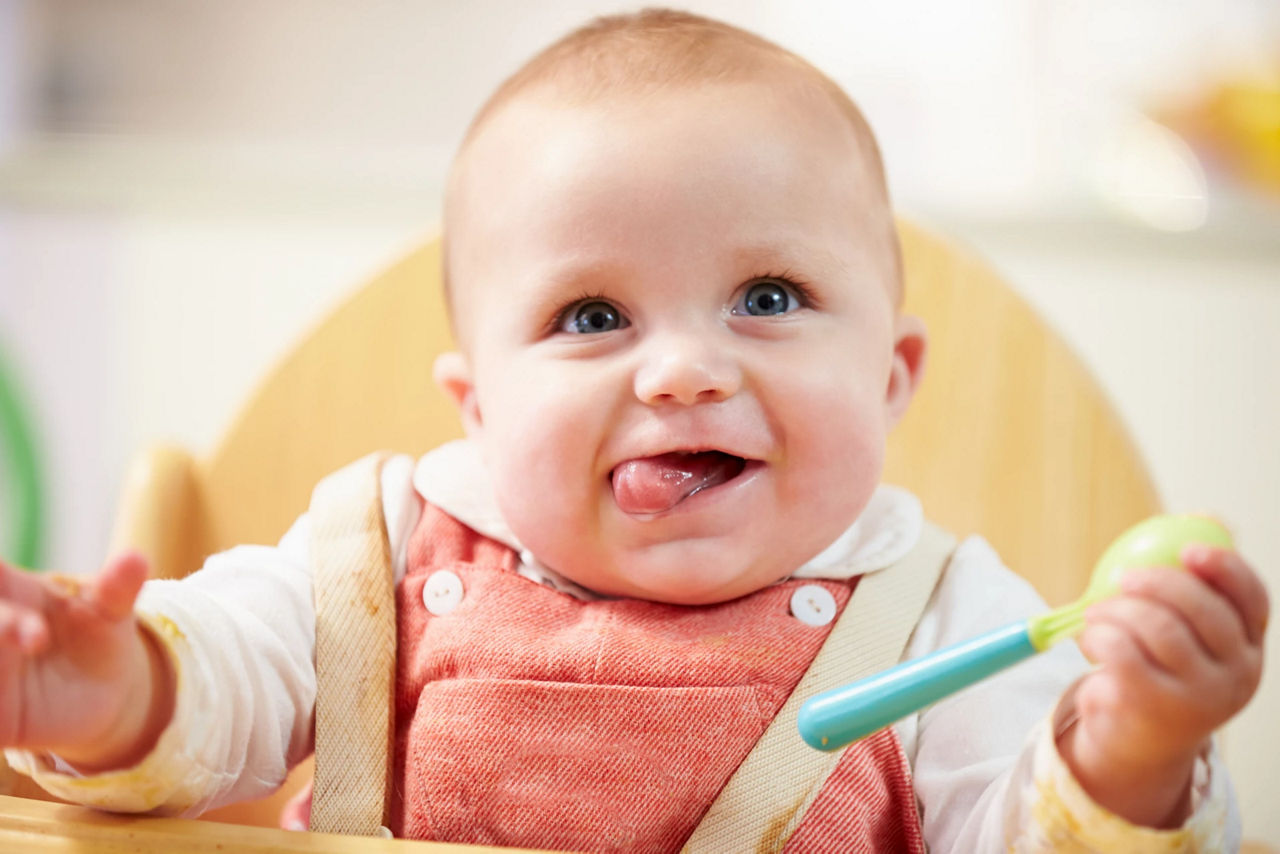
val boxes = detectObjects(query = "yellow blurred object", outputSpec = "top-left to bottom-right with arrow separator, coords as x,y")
1162,69 -> 1280,195
0,221 -> 1177,848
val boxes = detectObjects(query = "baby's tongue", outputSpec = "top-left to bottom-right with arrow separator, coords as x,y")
611,451 -> 743,515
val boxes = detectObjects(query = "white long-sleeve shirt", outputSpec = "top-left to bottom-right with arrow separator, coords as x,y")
8,441 -> 1239,851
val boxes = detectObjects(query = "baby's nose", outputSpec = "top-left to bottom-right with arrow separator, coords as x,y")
633,336 -> 742,406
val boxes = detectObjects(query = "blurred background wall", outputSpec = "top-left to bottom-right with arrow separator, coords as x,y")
1,0 -> 1277,842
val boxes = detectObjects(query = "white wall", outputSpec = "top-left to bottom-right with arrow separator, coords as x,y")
0,0 -> 22,153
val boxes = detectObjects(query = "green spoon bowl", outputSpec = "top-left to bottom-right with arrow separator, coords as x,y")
1029,514 -> 1234,650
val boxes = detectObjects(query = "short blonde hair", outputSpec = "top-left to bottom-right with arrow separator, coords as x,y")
443,8 -> 901,317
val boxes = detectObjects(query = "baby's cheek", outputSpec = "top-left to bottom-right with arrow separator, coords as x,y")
487,417 -> 603,552
798,395 -> 884,481
786,412 -> 883,543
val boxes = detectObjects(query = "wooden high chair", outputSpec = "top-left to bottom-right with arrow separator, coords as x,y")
3,219 -> 1221,852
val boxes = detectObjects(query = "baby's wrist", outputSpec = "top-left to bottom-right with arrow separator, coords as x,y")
1056,716 -> 1202,829
52,622 -> 175,773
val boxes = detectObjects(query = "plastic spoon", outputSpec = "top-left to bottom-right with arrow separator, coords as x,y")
797,514 -> 1234,752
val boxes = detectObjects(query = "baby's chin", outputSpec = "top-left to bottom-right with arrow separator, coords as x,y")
551,548 -> 795,606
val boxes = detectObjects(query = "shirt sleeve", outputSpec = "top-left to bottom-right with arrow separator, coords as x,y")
901,535 -> 1241,852
4,454 -> 421,816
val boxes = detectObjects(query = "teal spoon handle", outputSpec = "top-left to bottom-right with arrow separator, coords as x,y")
797,621 -> 1036,751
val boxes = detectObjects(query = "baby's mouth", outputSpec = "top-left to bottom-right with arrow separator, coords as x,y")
610,451 -> 748,516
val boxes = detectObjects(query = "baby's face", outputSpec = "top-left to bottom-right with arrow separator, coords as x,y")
438,83 -> 921,604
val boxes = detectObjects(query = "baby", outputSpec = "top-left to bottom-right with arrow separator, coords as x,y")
0,10 -> 1268,852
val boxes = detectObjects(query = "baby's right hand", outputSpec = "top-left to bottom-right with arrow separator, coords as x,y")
0,553 -> 173,771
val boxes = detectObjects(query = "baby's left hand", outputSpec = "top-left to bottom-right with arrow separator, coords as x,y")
1060,545 -> 1268,828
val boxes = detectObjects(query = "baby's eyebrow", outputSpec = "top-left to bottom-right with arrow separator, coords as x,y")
517,258 -> 628,310
731,241 -> 850,279
512,257 -> 629,323
533,257 -> 628,291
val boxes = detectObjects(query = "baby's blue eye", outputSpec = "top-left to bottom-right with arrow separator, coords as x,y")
562,300 -> 627,334
735,280 -> 798,316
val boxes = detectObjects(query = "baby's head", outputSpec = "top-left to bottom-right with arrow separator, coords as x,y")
435,9 -> 927,604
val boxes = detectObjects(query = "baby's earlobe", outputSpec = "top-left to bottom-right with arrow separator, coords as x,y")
433,351 -> 483,433
885,315 -> 927,424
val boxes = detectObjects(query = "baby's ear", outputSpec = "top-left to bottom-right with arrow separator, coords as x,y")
433,351 -> 483,435
885,314 -> 927,427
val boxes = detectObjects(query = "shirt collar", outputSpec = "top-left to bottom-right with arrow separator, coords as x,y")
414,439 -> 922,591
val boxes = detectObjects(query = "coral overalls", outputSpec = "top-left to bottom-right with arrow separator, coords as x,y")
390,504 -> 926,852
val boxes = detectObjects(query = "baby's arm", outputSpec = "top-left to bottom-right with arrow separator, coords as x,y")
1062,545 -> 1268,827
4,454 -> 420,816
907,537 -> 1245,852
0,552 -> 174,771
3,539 -> 318,815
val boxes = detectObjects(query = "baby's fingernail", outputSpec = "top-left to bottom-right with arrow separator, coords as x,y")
1182,544 -> 1212,565
286,819 -> 307,832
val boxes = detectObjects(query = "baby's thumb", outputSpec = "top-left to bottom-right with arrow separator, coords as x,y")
91,552 -> 151,622
279,778 -> 313,831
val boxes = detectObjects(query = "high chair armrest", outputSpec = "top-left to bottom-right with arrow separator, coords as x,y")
0,794 -> 552,852
108,444 -> 210,581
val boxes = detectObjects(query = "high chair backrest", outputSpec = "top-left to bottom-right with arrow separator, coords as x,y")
26,219 -> 1158,839
886,221 -> 1160,605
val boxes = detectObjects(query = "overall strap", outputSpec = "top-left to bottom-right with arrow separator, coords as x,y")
683,522 -> 957,853
309,451 -> 397,837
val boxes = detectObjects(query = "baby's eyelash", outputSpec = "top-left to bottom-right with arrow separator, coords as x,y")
751,270 -> 820,309
545,291 -> 616,336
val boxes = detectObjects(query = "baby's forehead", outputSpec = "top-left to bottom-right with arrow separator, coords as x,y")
453,83 -> 879,225
442,81 -> 902,341
448,80 -> 888,247
464,72 -> 878,174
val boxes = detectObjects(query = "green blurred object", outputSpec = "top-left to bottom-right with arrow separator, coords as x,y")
0,337 -> 45,569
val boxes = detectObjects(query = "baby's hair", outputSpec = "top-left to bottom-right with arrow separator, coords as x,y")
442,8 -> 902,325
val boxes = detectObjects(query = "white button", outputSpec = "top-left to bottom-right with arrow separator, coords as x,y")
789,584 -> 837,627
423,570 -> 464,616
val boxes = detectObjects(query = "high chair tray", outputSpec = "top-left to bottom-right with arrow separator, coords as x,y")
0,794 -> 554,853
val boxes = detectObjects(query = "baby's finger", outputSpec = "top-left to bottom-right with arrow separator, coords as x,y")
1119,567 -> 1245,662
1086,596 -> 1204,677
1183,546 -> 1269,645
279,779 -> 313,831
90,552 -> 150,623
0,600 -> 49,655
1078,619 -> 1163,681
0,558 -> 58,611
1076,621 -> 1186,725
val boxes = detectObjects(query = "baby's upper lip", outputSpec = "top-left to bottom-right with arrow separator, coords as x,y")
607,443 -> 763,472
607,414 -> 769,471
